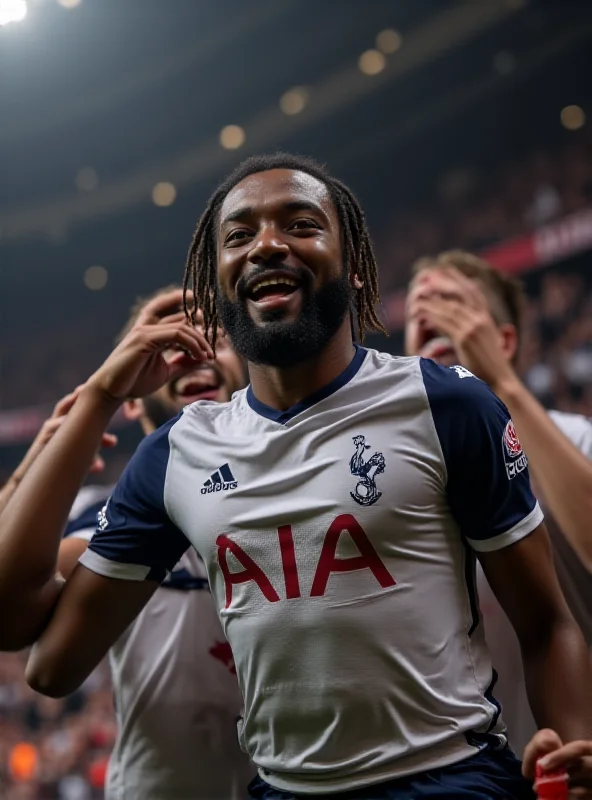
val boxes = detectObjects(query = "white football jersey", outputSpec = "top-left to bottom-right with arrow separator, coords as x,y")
80,348 -> 542,794
67,490 -> 253,800
477,409 -> 592,756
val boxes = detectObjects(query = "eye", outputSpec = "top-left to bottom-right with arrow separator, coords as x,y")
224,229 -> 252,245
288,218 -> 321,232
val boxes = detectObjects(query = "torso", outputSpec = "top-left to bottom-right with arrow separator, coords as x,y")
158,351 -> 535,792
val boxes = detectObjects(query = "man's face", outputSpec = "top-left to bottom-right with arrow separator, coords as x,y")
404,268 -> 469,366
141,335 -> 245,430
216,168 -> 352,368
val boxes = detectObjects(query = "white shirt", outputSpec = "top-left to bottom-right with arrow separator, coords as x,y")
476,409 -> 592,757
81,349 -> 542,794
67,490 -> 253,799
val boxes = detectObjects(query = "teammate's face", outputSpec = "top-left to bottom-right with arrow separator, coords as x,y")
216,169 -> 351,368
140,336 -> 245,430
404,268 -> 462,366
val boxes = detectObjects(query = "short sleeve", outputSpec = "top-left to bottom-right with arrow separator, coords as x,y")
79,416 -> 190,583
420,359 -> 543,552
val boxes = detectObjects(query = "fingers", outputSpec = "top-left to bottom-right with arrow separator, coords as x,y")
523,729 -> 563,778
539,741 -> 592,772
131,321 -> 215,361
88,455 -> 105,474
136,290 -> 194,325
413,297 -> 466,335
101,432 -> 118,449
413,268 -> 487,312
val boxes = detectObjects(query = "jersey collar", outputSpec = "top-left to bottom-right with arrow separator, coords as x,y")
246,345 -> 367,425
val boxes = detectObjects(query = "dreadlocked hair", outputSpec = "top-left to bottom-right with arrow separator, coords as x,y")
183,152 -> 387,352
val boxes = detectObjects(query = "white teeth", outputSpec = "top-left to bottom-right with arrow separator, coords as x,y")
251,276 -> 298,295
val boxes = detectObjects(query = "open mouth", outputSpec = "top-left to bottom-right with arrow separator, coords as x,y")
418,331 -> 456,362
172,371 -> 222,402
246,271 -> 302,309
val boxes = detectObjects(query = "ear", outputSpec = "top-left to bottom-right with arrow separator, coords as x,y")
352,272 -> 364,291
122,399 -> 144,422
498,323 -> 518,363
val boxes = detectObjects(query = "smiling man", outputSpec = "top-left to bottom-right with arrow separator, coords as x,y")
1,154 -> 591,800
0,288 -> 252,800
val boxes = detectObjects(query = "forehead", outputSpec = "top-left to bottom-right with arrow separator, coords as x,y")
219,168 -> 336,224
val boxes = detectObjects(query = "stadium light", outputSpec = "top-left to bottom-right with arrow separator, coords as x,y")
84,266 -> 108,291
358,49 -> 386,76
560,105 -> 586,131
220,125 -> 245,150
152,182 -> 177,207
280,87 -> 309,116
376,29 -> 402,55
0,0 -> 27,27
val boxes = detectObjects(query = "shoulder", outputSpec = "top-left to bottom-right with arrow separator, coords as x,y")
171,391 -> 248,436
418,358 -> 502,413
548,409 -> 592,459
109,413 -> 186,513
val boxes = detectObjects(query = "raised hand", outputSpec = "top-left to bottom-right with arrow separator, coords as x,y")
407,267 -> 518,395
85,289 -> 214,403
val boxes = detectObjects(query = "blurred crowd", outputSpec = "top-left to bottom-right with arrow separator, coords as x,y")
1,132 -> 592,796
0,654 -> 114,799
520,267 -> 592,416
2,134 -> 592,417
377,130 -> 592,290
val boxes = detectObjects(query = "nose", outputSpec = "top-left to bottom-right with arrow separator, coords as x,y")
247,224 -> 290,265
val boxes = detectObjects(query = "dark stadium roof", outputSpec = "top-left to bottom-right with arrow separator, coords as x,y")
1,0 -> 590,330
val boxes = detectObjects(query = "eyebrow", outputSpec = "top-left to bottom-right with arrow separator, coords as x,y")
220,199 -> 327,226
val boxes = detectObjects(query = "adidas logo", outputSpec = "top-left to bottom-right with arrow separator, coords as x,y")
201,463 -> 238,495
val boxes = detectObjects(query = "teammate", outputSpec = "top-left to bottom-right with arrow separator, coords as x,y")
405,249 -> 592,754
405,251 -> 592,575
1,154 -> 592,800
0,288 -> 253,800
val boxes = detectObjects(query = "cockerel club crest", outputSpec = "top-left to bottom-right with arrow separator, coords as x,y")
349,435 -> 386,506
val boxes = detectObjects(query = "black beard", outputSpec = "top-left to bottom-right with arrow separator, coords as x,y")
141,395 -> 178,430
218,269 -> 352,368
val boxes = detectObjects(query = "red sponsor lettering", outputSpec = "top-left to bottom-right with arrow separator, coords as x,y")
278,525 -> 301,599
218,515 -> 395,606
310,514 -> 396,596
216,534 -> 280,608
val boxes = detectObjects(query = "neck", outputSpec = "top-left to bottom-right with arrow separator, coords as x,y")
247,319 -> 356,411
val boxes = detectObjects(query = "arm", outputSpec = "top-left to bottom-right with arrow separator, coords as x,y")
494,386 -> 592,573
421,360 -> 592,749
0,289 -> 211,651
58,537 -> 90,580
480,525 -> 592,742
0,389 -> 118,649
26,416 -> 192,696
26,564 -> 158,697
0,388 -> 116,517
411,266 -> 592,572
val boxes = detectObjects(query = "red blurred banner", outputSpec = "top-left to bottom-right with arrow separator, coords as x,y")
382,206 -> 592,331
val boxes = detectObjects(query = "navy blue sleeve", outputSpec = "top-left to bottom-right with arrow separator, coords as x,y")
64,498 -> 106,540
79,416 -> 190,583
420,359 -> 543,551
